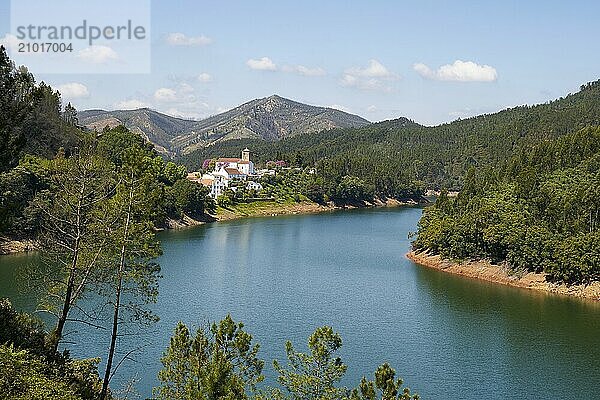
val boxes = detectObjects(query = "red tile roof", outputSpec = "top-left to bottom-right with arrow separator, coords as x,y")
217,158 -> 241,162
225,167 -> 243,175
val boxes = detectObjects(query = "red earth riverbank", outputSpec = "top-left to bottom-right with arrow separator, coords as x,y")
407,250 -> 600,301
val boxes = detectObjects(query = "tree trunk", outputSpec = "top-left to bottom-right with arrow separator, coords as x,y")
51,187 -> 84,353
51,258 -> 76,352
101,182 -> 134,400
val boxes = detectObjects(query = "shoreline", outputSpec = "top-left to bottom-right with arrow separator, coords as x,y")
406,250 -> 600,302
1,198 -> 421,255
0,237 -> 37,256
214,200 -> 335,222
165,198 -> 420,225
216,199 -> 422,222
212,197 -> 420,222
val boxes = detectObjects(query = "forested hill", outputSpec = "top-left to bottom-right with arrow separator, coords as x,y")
0,62 -> 82,171
413,126 -> 600,285
0,46 -> 216,240
181,81 -> 600,190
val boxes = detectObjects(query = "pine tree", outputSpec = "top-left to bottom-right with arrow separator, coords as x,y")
271,326 -> 348,400
0,45 -> 34,171
32,143 -> 115,352
99,145 -> 162,399
349,363 -> 419,400
154,315 -> 264,400
62,102 -> 78,126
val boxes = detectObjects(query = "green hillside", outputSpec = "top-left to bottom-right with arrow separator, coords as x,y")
413,126 -> 600,284
181,81 -> 600,194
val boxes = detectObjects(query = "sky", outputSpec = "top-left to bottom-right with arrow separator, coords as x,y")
1,0 -> 599,125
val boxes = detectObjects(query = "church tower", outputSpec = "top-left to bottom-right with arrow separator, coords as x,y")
241,148 -> 250,162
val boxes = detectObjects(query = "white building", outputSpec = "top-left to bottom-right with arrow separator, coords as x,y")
215,148 -> 255,175
189,148 -> 260,199
222,167 -> 247,180
200,174 -> 229,198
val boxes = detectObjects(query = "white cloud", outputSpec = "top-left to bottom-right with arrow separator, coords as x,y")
154,88 -> 178,102
247,57 -> 277,71
340,75 -> 389,91
178,83 -> 195,94
116,83 -> 220,120
341,59 -> 398,91
328,104 -> 350,113
77,46 -> 118,64
56,83 -> 89,99
366,105 -> 377,113
246,58 -> 325,76
347,59 -> 394,78
163,97 -> 212,120
340,74 -> 358,86
151,84 -> 205,117
0,34 -> 20,51
114,99 -> 150,109
164,108 -> 204,120
166,33 -> 212,46
414,60 -> 498,82
282,64 -> 326,77
198,72 -> 212,83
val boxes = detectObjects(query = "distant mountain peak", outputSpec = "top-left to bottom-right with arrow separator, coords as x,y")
79,95 -> 371,155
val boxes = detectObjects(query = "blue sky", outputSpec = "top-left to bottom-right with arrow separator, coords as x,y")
1,0 -> 599,125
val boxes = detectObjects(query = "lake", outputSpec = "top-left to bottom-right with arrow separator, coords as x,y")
1,207 -> 599,399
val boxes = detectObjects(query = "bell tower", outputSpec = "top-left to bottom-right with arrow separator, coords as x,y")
241,148 -> 250,162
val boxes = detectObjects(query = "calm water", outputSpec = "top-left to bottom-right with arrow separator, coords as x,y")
1,207 -> 600,399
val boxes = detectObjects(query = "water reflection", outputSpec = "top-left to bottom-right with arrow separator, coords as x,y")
1,208 -> 599,399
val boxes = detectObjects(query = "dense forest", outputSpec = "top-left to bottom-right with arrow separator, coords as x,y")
413,126 -> 600,284
0,47 -> 215,239
0,125 -> 214,238
182,81 -> 600,195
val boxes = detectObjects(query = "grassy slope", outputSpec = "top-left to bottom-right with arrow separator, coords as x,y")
214,199 -> 332,221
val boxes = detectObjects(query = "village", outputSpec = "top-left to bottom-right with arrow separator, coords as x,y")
186,148 -> 275,199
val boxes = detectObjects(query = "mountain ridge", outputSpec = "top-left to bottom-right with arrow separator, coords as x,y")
178,79 -> 600,190
79,95 -> 371,155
